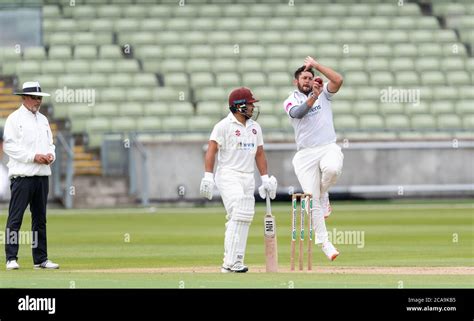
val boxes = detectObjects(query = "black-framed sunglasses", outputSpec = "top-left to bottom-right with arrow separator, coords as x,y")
28,95 -> 43,101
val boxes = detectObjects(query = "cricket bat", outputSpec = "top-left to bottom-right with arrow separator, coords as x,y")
264,195 -> 278,273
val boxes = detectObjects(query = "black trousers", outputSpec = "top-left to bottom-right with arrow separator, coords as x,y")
5,176 -> 49,264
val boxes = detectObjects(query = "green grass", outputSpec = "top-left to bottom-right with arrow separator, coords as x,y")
0,200 -> 472,288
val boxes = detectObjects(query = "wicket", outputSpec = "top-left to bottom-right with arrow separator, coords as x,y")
291,193 -> 313,271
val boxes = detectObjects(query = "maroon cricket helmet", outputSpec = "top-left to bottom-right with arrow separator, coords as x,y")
228,87 -> 259,108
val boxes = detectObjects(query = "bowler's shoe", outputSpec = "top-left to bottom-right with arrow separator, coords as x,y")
6,260 -> 20,270
34,260 -> 59,269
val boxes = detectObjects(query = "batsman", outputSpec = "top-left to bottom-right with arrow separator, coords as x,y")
200,87 -> 278,273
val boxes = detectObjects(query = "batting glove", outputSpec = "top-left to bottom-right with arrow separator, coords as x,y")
200,172 -> 215,200
258,175 -> 278,200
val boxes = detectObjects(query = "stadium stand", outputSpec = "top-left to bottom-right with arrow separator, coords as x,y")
0,0 -> 472,176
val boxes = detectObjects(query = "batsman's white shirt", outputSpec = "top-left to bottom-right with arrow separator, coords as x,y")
284,83 -> 336,150
3,105 -> 56,178
209,112 -> 263,173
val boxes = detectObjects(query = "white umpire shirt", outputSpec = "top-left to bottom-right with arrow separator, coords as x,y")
283,83 -> 337,150
3,105 -> 56,178
210,112 -> 264,173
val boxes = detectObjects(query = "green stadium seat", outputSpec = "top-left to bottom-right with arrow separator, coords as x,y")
463,115 -> 474,129
94,103 -> 119,117
437,115 -> 462,129
198,4 -> 222,17
314,44 -> 340,58
342,44 -> 367,58
258,115 -> 281,130
188,116 -> 219,131
86,74 -> 108,87
379,103 -> 404,115
99,45 -> 122,59
391,17 -> 416,30
416,17 -> 439,29
443,43 -> 467,57
43,5 -> 60,18
216,73 -> 241,87
100,88 -> 127,102
334,115 -> 358,130
431,101 -> 456,115
395,71 -> 419,86
267,72 -> 291,87
120,32 -> 155,45
435,30 -> 457,43
405,101 -> 429,115
34,75 -> 57,89
367,16 -> 390,29
352,101 -> 378,115
253,86 -> 280,102
188,70 -> 214,85
356,87 -> 381,101
386,30 -> 409,43
52,103 -> 69,119
384,115 -> 410,130
411,114 -> 436,130
118,103 -> 143,117
49,46 -> 72,60
455,100 -> 474,115
390,58 -> 414,71
359,30 -> 384,44
418,44 -> 443,57
168,102 -> 194,115
161,116 -> 188,131
143,102 -> 169,116
415,57 -> 439,71
334,87 -> 357,101
248,4 -> 276,17
447,71 -> 471,86
196,101 -> 225,116
440,57 -> 465,71
242,72 -> 267,87
111,117 -> 136,132
189,18 -> 215,31
324,4 -> 348,16
238,59 -> 262,73
142,61 -> 160,73
459,86 -> 474,99
135,46 -> 162,60
90,20 -> 114,32
127,88 -> 153,102
340,17 -> 366,30
164,73 -> 188,87
74,45 -> 97,59
266,45 -> 289,58
173,5 -> 199,18
195,87 -> 226,102
240,45 -> 266,59
95,5 -> 121,19
136,117 -> 161,131
86,118 -> 111,134
163,45 -> 188,59
23,47 -> 46,60
16,61 -> 41,75
432,87 -> 458,101
167,19 -> 191,32
394,43 -> 418,57
211,59 -> 237,73
334,30 -> 359,44
69,104 -> 93,119
134,74 -> 157,87
263,59 -> 287,73
116,60 -> 140,73
64,60 -> 90,73
41,60 -> 65,74
123,5 -> 147,18
72,5 -> 96,19
421,72 -> 445,86
339,58 -> 365,72
222,4 -> 247,17
345,72 -> 369,86
48,33 -> 72,46
189,45 -> 213,59
208,32 -> 233,45
147,5 -> 172,18
158,59 -> 185,73
409,30 -> 434,43
370,71 -> 394,86
332,101 -> 352,114
366,58 -> 389,72
90,60 -> 115,73
369,44 -> 392,57
140,19 -> 165,31
60,74 -> 87,87
108,73 -> 133,87
214,45 -> 239,59
359,115 -> 385,130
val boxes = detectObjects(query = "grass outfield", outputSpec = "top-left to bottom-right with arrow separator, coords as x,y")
0,200 -> 472,288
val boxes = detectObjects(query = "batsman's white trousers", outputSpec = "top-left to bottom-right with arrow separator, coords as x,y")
215,168 -> 255,267
292,143 -> 344,244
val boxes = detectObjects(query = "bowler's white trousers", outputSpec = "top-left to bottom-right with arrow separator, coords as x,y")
215,168 -> 255,267
292,143 -> 344,244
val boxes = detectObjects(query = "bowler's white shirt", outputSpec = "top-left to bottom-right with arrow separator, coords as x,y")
284,83 -> 337,150
3,105 -> 55,178
210,112 -> 264,173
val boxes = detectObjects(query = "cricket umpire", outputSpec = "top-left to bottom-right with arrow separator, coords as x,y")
3,81 -> 59,270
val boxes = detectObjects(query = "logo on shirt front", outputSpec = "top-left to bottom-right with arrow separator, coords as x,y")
252,129 -> 257,135
235,130 -> 241,136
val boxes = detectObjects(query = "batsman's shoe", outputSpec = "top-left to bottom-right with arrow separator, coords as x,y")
321,193 -> 332,219
322,242 -> 339,261
221,262 -> 249,273
34,260 -> 59,269
6,260 -> 20,270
